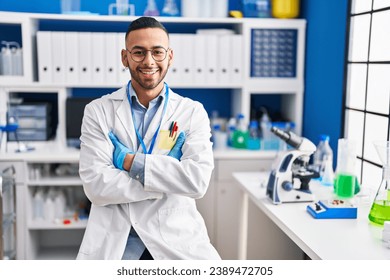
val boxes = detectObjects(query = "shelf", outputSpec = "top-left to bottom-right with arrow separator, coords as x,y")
2,250 -> 16,260
35,246 -> 79,260
0,81 -> 243,89
28,218 -> 87,230
0,11 -> 303,25
27,177 -> 82,186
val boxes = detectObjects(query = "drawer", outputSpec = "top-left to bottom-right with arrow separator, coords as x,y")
9,103 -> 50,118
8,128 -> 52,141
17,117 -> 48,129
215,159 -> 273,181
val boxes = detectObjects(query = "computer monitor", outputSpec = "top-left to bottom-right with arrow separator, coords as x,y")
66,97 -> 95,148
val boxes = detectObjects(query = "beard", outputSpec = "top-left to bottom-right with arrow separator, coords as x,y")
129,65 -> 169,90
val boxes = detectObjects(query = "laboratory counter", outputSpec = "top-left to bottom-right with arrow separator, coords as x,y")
233,172 -> 390,260
0,141 -> 277,162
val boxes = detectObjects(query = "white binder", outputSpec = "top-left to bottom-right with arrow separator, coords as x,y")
91,32 -> 105,84
205,34 -> 218,85
78,32 -> 92,84
104,32 -> 119,85
217,34 -> 231,84
194,34 -> 207,84
231,34 -> 243,84
36,31 -> 52,83
180,34 -> 195,84
166,34 -> 181,85
51,32 -> 66,84
117,32 -> 129,85
64,32 -> 79,84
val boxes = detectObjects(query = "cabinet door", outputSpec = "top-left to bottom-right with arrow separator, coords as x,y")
215,159 -> 273,259
25,162 -> 87,260
247,201 -> 303,259
195,172 -> 216,244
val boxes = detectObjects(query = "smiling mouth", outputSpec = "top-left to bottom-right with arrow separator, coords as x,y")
139,69 -> 158,75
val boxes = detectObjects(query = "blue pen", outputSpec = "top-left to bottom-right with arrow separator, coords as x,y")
169,121 -> 175,137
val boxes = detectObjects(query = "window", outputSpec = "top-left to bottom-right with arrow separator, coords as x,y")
344,0 -> 390,191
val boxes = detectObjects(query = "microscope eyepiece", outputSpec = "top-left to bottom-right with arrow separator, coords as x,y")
270,126 -> 303,149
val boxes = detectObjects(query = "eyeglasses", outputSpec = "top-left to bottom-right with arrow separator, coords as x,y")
126,47 -> 169,62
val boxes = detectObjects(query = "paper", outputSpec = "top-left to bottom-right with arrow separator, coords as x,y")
158,130 -> 177,150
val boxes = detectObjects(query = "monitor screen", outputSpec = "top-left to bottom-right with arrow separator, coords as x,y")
66,97 -> 95,148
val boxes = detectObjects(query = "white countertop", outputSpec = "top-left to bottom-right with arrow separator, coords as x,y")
0,141 -> 80,162
0,141 -> 277,162
233,171 -> 390,260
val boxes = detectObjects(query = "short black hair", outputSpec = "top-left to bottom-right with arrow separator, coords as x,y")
125,17 -> 169,39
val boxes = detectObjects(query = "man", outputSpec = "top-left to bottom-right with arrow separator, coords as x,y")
76,16 -> 220,260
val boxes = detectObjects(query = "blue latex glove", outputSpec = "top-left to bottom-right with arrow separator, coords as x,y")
168,131 -> 186,160
108,131 -> 134,170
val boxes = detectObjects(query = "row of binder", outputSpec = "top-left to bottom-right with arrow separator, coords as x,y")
36,31 -> 244,86
166,33 -> 243,85
37,31 -> 129,85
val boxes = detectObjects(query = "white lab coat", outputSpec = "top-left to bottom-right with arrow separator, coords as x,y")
76,86 -> 220,260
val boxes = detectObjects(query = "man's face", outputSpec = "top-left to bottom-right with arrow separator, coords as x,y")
122,28 -> 172,91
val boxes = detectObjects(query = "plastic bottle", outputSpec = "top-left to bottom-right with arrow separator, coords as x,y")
227,117 -> 236,147
247,120 -> 260,150
12,47 -> 23,76
313,134 -> 333,179
232,113 -> 248,149
321,155 -> 335,186
259,107 -> 272,149
33,187 -> 45,221
1,45 -> 13,76
212,124 -> 227,150
54,189 -> 67,220
44,188 -> 56,223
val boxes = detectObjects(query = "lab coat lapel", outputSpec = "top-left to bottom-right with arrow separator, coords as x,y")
115,95 -> 138,151
162,88 -> 178,128
142,96 -> 166,148
142,88 -> 176,152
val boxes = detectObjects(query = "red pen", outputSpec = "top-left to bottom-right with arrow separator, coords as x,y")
172,124 -> 178,140
171,121 -> 177,138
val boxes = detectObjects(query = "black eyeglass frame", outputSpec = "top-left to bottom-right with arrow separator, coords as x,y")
126,47 -> 170,62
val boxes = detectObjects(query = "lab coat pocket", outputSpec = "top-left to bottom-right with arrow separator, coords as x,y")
157,130 -> 177,150
78,205 -> 113,255
158,206 -> 208,250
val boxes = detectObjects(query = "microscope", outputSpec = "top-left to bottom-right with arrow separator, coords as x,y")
266,127 -> 319,204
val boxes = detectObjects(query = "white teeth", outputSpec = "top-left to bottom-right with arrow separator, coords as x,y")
140,69 -> 157,74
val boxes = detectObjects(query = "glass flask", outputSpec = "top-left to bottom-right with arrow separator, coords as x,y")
368,141 -> 390,226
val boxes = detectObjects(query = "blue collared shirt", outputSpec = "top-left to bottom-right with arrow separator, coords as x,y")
122,84 -> 164,260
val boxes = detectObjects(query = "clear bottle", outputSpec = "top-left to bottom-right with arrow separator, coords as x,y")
247,120 -> 260,150
212,123 -> 227,150
33,187 -> 45,221
232,113 -> 248,149
321,155 -> 335,186
313,134 -> 333,178
259,107 -> 271,149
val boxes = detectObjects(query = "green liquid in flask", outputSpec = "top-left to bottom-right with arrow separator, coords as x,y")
368,199 -> 390,226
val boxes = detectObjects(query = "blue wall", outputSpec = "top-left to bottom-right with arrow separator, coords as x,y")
0,0 -> 350,157
300,0 -> 348,162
